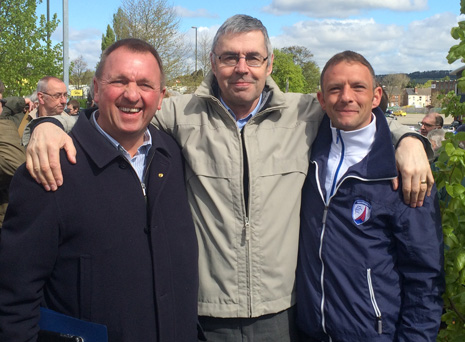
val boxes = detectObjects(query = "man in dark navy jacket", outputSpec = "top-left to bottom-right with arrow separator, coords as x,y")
0,39 -> 199,342
296,51 -> 444,342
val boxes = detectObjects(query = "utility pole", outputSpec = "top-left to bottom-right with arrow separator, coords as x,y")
192,26 -> 198,72
63,0 -> 69,89
47,0 -> 50,42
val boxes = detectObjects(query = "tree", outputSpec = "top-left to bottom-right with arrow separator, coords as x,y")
101,25 -> 116,52
0,0 -> 62,96
434,1 -> 465,340
271,49 -> 306,93
111,0 -> 188,81
380,73 -> 410,102
281,46 -> 320,93
197,31 -> 212,77
70,55 -> 93,90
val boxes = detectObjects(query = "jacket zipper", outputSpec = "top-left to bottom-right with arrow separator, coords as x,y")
367,268 -> 383,334
240,125 -> 253,317
319,207 -> 333,342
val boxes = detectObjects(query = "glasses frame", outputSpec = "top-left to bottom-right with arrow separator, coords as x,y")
214,53 -> 269,68
40,91 -> 69,100
418,121 -> 438,129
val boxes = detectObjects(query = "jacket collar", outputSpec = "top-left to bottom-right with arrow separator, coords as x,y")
195,71 -> 287,115
312,107 -> 398,182
71,110 -> 171,170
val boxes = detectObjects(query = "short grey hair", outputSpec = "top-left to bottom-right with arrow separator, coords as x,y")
36,76 -> 64,93
211,14 -> 272,66
427,128 -> 446,151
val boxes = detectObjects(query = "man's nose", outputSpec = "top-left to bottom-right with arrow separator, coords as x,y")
124,83 -> 142,101
340,86 -> 354,102
235,57 -> 249,73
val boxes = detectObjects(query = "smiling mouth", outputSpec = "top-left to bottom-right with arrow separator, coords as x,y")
119,107 -> 141,113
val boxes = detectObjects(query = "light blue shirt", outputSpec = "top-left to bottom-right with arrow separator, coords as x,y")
220,94 -> 263,130
92,111 -> 152,182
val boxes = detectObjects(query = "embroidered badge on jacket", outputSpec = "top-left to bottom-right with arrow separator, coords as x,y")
352,200 -> 371,225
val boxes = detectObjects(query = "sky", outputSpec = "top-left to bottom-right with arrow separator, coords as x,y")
39,0 -> 465,76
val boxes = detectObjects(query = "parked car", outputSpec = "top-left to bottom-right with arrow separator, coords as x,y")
385,112 -> 397,120
393,110 -> 407,116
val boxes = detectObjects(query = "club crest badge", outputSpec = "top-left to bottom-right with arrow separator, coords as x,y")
352,200 -> 371,225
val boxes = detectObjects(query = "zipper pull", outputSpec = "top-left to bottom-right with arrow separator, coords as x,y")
141,182 -> 147,197
244,217 -> 250,241
377,317 -> 383,334
322,207 -> 328,224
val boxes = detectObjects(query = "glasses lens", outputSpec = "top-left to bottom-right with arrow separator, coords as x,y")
54,93 -> 68,99
219,54 -> 239,66
246,55 -> 265,67
218,54 -> 266,67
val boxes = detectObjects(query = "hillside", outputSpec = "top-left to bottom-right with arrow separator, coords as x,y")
378,70 -> 456,85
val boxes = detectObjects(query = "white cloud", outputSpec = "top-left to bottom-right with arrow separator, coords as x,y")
174,6 -> 218,19
271,12 -> 462,74
263,0 -> 428,18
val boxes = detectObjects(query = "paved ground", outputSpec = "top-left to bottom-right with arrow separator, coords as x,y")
393,113 -> 453,127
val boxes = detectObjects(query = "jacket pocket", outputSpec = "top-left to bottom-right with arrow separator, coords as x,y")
367,268 -> 383,334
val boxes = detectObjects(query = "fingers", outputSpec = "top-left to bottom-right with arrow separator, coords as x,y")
63,135 -> 77,165
26,137 -> 57,191
25,123 -> 72,191
391,177 -> 399,191
401,174 -> 414,207
395,136 -> 434,208
426,169 -> 434,197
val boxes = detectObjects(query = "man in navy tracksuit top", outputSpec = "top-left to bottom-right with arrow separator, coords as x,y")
296,51 -> 444,342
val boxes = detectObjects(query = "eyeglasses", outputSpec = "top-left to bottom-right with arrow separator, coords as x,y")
214,53 -> 268,67
418,121 -> 438,128
41,91 -> 68,100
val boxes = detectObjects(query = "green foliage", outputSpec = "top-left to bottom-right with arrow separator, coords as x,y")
271,49 -> 306,93
0,0 -> 62,96
111,0 -> 188,81
435,132 -> 465,340
447,0 -> 465,93
101,25 -> 116,52
439,91 -> 465,119
280,46 -> 320,93
435,3 -> 465,340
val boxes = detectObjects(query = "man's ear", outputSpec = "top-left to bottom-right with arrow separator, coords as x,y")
317,91 -> 326,111
372,86 -> 382,109
92,77 -> 99,103
266,53 -> 274,77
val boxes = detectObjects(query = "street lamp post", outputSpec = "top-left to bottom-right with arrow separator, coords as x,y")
63,0 -> 69,89
192,26 -> 198,72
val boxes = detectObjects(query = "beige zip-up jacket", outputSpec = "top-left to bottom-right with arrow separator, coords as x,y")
22,72 -> 430,318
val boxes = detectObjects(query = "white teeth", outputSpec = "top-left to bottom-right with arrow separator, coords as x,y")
119,107 -> 141,113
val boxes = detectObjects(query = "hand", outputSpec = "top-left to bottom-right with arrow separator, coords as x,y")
392,136 -> 434,207
26,123 -> 76,191
23,97 -> 34,112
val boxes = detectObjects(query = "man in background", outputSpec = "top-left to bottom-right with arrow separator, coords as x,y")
66,99 -> 80,116
0,80 -> 26,228
420,112 -> 443,137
